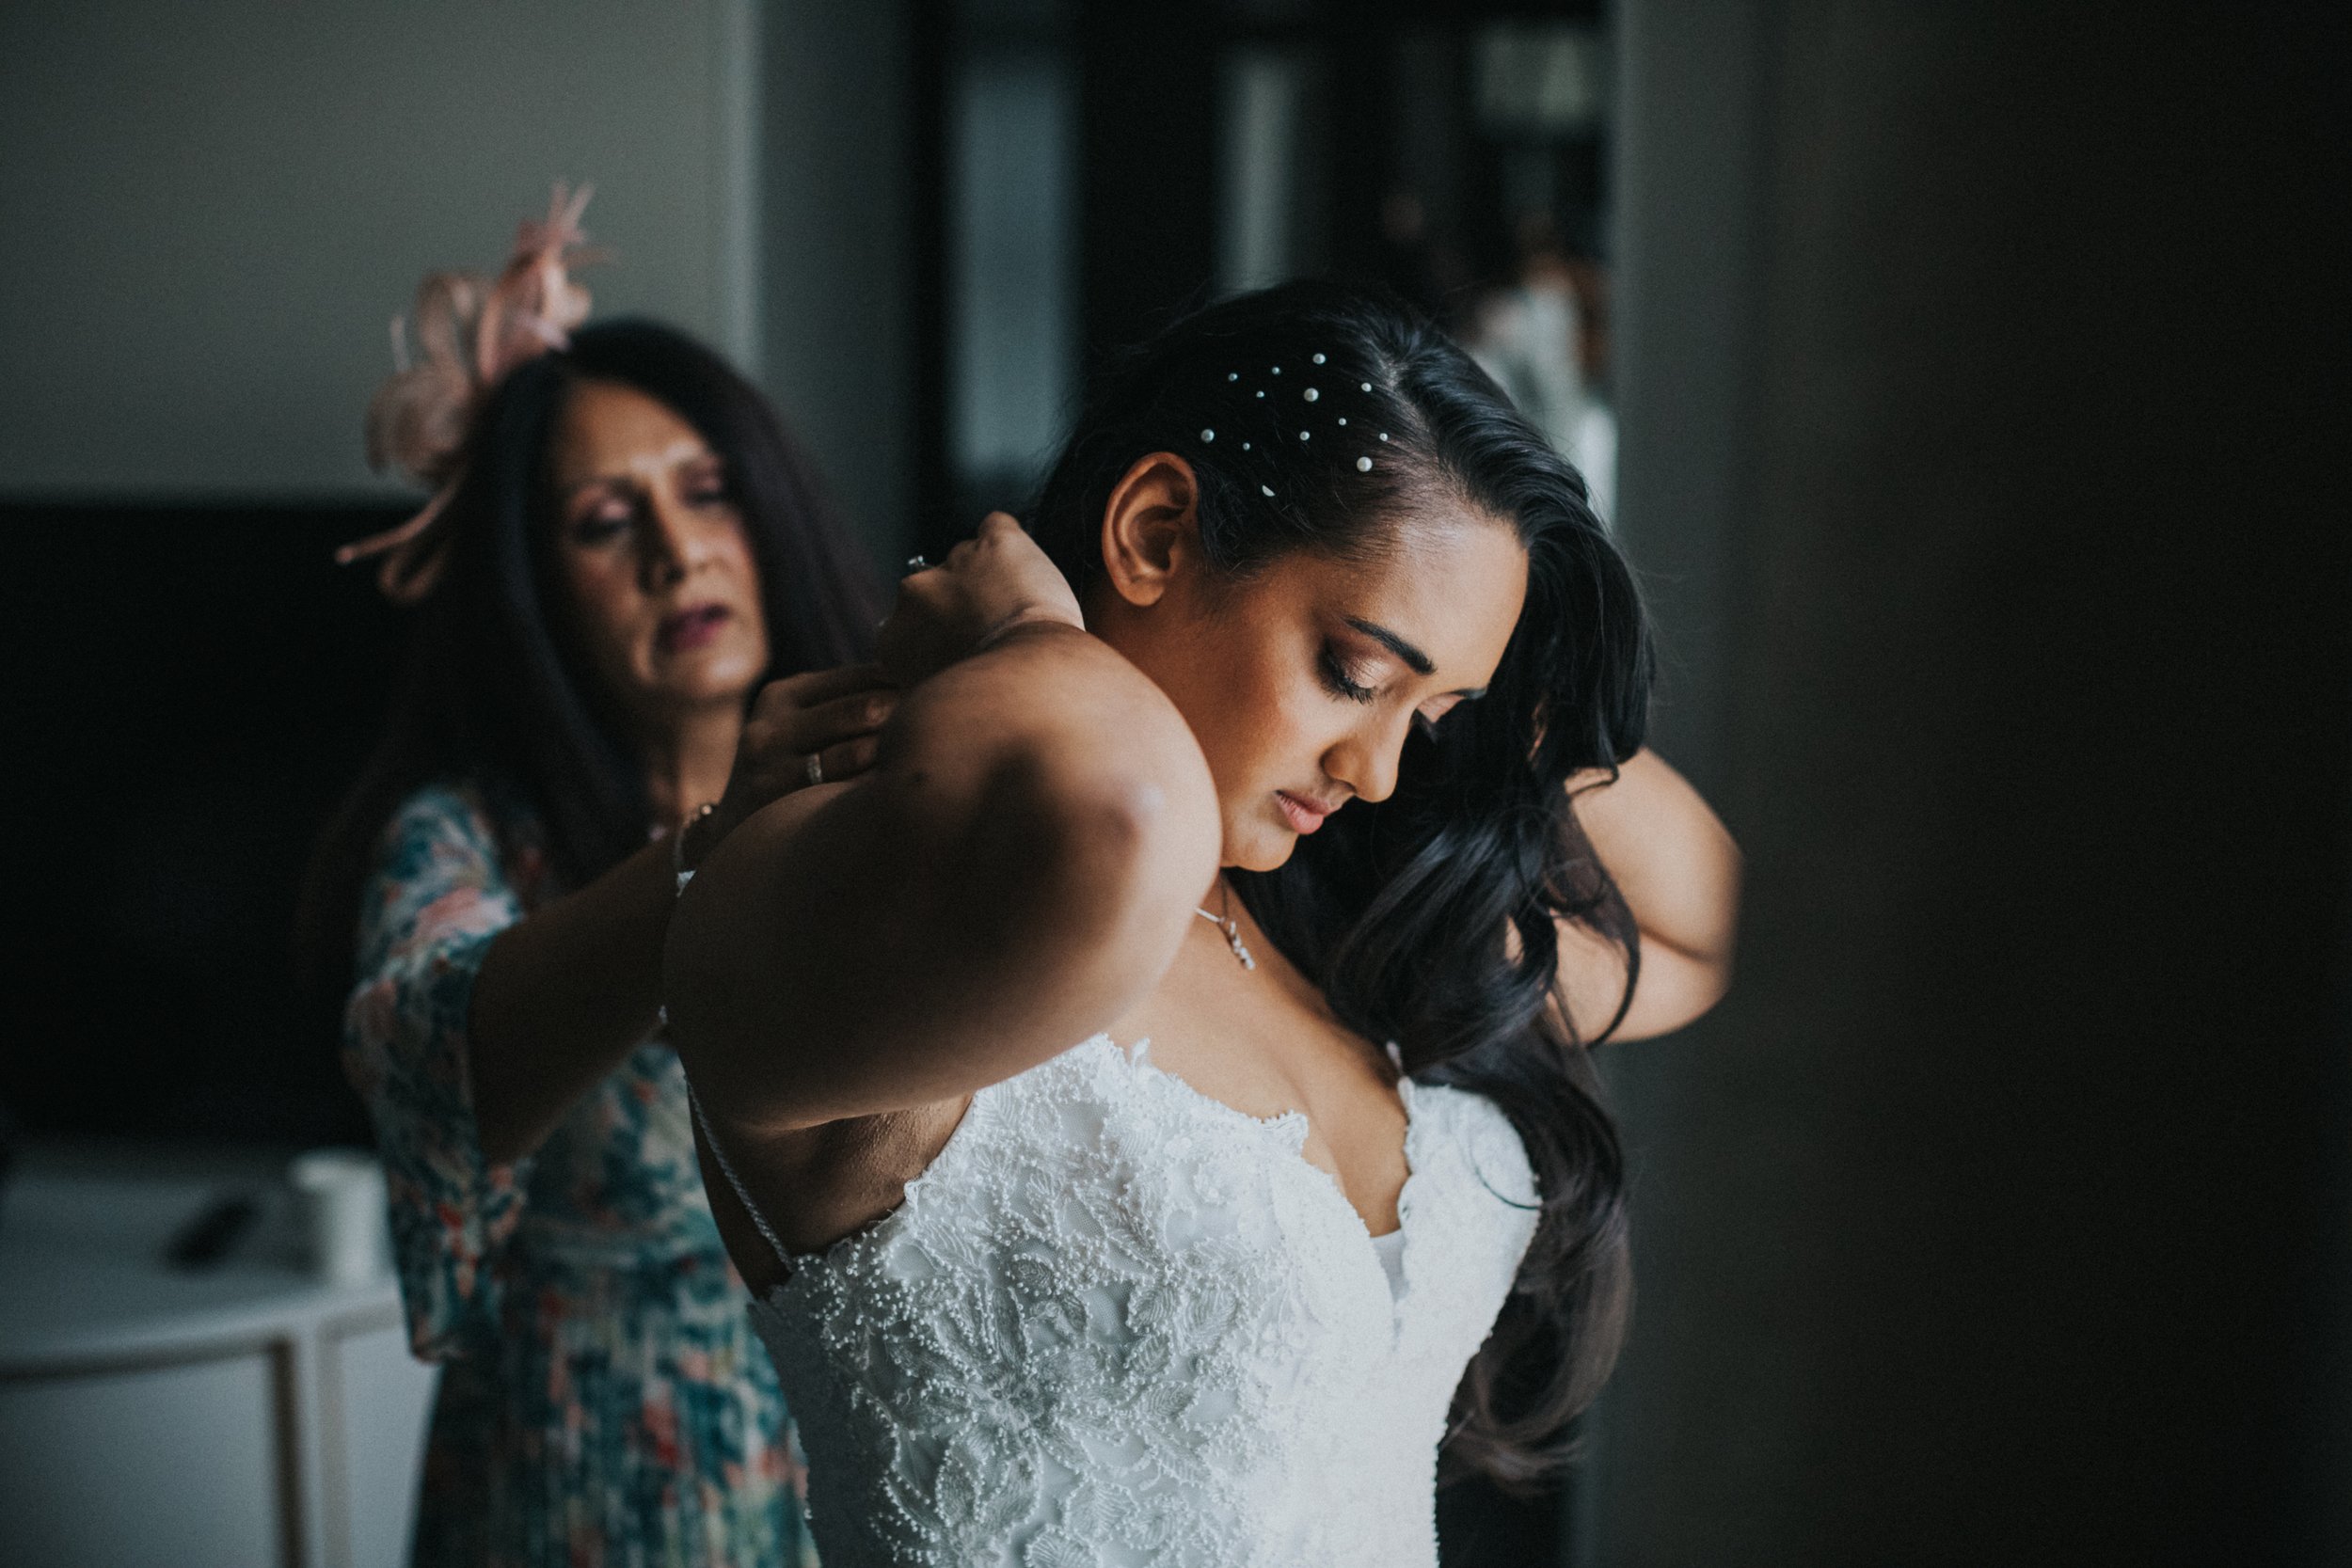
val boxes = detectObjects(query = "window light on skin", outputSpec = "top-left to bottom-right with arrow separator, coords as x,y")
546,378 -> 772,749
1080,451 -> 1527,878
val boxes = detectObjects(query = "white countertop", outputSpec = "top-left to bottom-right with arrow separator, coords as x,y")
0,1140 -> 405,1371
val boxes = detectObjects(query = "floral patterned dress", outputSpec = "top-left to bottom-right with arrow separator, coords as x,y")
342,780 -> 819,1568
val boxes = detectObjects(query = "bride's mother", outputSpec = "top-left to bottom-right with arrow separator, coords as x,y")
305,290 -> 887,1564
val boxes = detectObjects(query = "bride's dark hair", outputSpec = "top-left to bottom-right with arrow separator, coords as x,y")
1027,279 -> 1649,1488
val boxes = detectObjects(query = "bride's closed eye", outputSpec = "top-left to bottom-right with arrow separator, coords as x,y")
1317,642 -> 1379,705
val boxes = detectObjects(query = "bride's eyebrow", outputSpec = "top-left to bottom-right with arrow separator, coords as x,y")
1343,616 -> 1487,699
1343,616 -> 1434,675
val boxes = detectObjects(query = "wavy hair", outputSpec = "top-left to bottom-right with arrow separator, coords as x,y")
1028,280 -> 1650,1487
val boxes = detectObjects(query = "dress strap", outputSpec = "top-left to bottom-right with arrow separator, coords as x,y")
685,1080 -> 794,1279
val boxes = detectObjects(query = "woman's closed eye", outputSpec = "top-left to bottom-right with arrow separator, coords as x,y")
678,458 -> 733,510
1317,643 -> 1380,705
569,489 -> 639,543
567,473 -> 733,546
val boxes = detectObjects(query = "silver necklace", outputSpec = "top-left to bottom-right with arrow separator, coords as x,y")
1196,882 -> 1256,970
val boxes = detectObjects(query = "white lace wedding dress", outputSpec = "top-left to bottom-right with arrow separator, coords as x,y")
711,1033 -> 1540,1568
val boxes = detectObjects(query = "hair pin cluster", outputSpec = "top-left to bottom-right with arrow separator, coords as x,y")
1200,353 -> 1390,494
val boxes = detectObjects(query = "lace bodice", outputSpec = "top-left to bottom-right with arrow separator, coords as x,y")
732,1033 -> 1540,1567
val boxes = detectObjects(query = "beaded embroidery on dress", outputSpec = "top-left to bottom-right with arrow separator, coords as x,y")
733,1033 -> 1540,1568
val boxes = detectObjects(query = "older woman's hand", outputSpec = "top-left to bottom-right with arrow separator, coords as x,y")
681,664 -> 898,873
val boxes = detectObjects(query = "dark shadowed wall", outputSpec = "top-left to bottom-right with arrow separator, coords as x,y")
761,0 -> 917,563
1590,3 -> 2348,1564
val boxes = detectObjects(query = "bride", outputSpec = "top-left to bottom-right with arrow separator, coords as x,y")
664,280 -> 1740,1565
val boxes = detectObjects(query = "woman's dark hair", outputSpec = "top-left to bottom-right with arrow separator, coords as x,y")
300,318 -> 885,996
1029,279 -> 1651,1487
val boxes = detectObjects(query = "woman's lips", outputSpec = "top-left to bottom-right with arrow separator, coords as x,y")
657,603 -> 732,653
1276,790 -> 1335,834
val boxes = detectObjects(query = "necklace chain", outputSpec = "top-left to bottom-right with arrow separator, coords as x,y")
1195,882 -> 1256,970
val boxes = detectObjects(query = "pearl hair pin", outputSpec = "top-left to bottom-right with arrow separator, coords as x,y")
1215,357 -> 1384,491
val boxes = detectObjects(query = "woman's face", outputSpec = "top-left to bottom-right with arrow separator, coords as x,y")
1095,467 -> 1530,872
545,379 -> 771,735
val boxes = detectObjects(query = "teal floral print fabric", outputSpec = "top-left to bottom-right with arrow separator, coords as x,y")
343,781 -> 818,1567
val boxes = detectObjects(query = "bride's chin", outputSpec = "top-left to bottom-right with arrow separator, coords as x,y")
1228,830 -> 1298,875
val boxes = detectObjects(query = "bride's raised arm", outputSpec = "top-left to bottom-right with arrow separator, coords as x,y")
1553,748 -> 1743,1042
663,514 -> 1220,1136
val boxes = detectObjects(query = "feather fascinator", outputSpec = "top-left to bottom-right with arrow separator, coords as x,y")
339,182 -> 601,603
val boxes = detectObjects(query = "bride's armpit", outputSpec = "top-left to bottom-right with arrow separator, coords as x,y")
698,1099 -> 972,1292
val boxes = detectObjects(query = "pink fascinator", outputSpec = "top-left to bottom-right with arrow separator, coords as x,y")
339,182 -> 602,604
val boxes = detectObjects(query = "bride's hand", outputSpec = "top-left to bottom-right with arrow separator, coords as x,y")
877,512 -> 1085,689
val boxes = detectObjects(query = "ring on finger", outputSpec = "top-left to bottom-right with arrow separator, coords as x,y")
903,554 -> 930,575
804,752 -> 825,787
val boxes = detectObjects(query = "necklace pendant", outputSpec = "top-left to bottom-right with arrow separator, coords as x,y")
1196,901 -> 1257,971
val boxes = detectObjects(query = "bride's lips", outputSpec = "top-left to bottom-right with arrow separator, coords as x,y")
1275,790 -> 1338,834
657,602 -> 732,653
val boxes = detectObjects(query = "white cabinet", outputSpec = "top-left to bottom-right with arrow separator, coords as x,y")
323,1319 -> 439,1568
0,1147 -> 439,1567
0,1349 -> 290,1567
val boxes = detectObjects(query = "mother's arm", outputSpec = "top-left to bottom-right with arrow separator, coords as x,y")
464,836 -> 684,1162
664,618 -> 1221,1136
464,664 -> 897,1163
1554,750 -> 1743,1041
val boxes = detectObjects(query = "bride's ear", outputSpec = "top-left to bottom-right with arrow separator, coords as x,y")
1098,453 -> 1201,610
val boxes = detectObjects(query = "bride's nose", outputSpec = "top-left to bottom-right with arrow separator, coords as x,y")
1321,710 -> 1411,805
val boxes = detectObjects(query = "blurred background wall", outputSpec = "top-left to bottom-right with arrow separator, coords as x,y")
761,0 -> 917,564
0,0 -> 763,499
